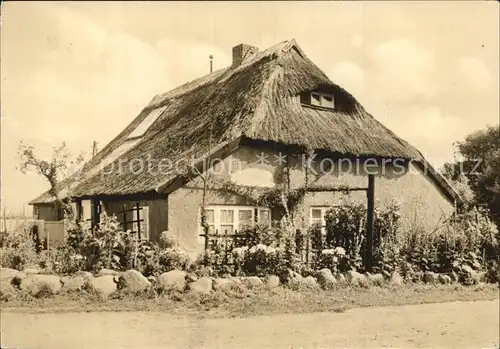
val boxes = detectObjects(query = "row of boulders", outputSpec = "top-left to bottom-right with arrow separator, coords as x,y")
1,268 -> 121,299
1,265 -> 489,300
154,270 -> 280,295
421,269 -> 486,285
0,267 -> 281,299
290,269 -> 403,290
288,268 -> 480,290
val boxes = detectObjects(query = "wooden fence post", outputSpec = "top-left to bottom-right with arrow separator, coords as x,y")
224,229 -> 228,265
366,174 -> 375,272
203,225 -> 209,250
122,204 -> 127,231
135,203 -> 141,240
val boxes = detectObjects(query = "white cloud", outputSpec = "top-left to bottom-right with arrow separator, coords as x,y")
327,61 -> 365,99
379,105 -> 472,166
369,38 -> 437,101
402,106 -> 469,141
456,56 -> 492,91
350,35 -> 364,47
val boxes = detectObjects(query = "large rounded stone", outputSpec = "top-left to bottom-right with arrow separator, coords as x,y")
302,275 -> 320,289
0,281 -> 16,301
88,275 -> 117,298
438,274 -> 452,284
212,278 -> 235,291
0,268 -> 21,300
366,273 -> 385,286
346,271 -> 369,287
74,271 -> 94,281
61,276 -> 87,292
19,274 -> 62,297
188,277 -> 213,295
423,271 -> 439,284
118,270 -> 151,293
316,269 -> 336,290
158,270 -> 187,291
241,276 -> 263,288
1,268 -> 22,281
265,275 -> 280,288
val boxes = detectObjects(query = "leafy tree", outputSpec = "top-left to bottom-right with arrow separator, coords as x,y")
442,125 -> 500,227
18,141 -> 85,219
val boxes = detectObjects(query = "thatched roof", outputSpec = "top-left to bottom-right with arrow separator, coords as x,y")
30,39 -> 459,204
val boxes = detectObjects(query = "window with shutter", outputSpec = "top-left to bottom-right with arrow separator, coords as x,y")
201,205 -> 271,234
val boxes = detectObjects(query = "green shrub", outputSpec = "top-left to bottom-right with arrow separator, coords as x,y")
1,227 -> 40,270
323,201 -> 402,272
240,244 -> 283,276
316,247 -> 347,273
157,247 -> 192,274
47,246 -> 85,274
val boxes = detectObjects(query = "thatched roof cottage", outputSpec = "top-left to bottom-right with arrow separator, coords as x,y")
30,40 -> 460,256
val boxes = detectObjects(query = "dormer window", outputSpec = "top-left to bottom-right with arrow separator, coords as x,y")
300,91 -> 335,109
128,105 -> 167,139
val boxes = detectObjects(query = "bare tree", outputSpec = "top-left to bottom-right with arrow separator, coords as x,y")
18,141 -> 85,219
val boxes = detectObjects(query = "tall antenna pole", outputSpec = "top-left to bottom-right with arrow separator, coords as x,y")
92,141 -> 99,158
209,54 -> 214,73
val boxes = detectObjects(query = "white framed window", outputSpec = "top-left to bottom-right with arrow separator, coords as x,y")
321,93 -> 335,108
33,206 -> 40,220
310,206 -> 330,232
128,105 -> 167,139
202,205 -> 271,234
311,92 -> 321,106
303,91 -> 335,109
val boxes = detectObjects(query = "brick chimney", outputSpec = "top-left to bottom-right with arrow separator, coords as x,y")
232,44 -> 259,66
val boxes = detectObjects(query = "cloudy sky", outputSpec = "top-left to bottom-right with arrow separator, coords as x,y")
1,1 -> 498,215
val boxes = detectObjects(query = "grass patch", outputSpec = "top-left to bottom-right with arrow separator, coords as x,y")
2,283 -> 498,318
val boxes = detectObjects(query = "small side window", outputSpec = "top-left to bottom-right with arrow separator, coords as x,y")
258,209 -> 271,227
311,93 -> 321,106
310,206 -> 329,233
321,94 -> 335,108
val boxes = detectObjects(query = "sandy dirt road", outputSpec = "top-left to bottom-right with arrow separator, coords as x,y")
1,299 -> 499,349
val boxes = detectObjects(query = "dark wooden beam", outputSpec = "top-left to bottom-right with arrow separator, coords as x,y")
136,202 -> 141,240
306,185 -> 368,193
366,174 -> 375,272
74,191 -> 167,202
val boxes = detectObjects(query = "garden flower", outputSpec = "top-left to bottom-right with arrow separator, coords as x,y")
256,244 -> 267,251
265,246 -> 276,254
334,246 -> 346,256
232,247 -> 248,260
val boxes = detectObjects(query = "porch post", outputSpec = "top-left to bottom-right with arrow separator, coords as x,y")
366,174 -> 375,272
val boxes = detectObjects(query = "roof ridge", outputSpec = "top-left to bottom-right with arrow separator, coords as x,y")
146,40 -> 299,110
